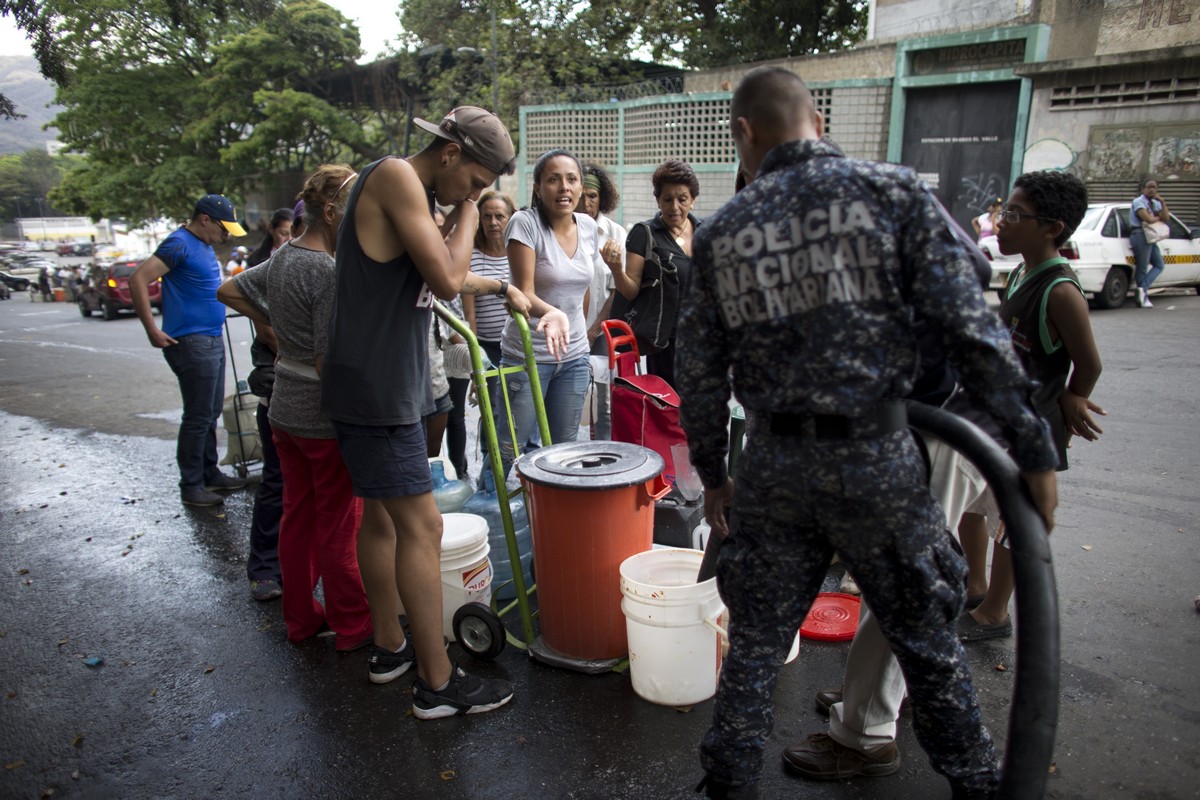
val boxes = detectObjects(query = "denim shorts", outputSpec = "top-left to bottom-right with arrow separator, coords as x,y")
331,420 -> 433,499
430,391 -> 454,416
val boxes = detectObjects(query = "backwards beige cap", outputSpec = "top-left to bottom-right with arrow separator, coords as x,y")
413,106 -> 517,176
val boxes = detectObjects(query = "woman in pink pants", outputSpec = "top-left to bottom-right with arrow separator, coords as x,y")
219,164 -> 373,650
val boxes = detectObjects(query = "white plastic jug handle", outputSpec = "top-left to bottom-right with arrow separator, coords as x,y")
703,615 -> 729,641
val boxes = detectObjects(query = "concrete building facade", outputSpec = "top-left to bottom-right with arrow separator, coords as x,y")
516,0 -> 1200,227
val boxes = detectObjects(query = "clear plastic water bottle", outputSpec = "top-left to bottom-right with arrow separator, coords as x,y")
430,460 -> 473,513
463,469 -> 533,601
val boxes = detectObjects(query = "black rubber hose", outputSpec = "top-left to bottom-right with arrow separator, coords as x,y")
697,404 -> 1059,799
905,401 -> 1059,800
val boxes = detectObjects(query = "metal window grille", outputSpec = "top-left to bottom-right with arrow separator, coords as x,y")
1050,77 -> 1200,109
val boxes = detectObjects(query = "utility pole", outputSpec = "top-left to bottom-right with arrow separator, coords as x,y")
490,4 -> 499,116
491,4 -> 501,188
12,196 -> 24,241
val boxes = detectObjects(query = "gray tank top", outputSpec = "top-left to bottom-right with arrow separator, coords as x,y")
321,157 -> 435,425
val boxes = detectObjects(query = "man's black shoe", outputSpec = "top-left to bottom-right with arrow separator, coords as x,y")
205,473 -> 249,492
182,487 -> 225,507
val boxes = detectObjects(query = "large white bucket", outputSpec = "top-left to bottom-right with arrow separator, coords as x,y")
620,548 -> 725,706
399,513 -> 492,641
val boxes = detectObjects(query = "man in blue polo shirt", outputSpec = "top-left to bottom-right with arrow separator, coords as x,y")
131,194 -> 251,507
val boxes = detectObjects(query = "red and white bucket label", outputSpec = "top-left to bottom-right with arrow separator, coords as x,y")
462,561 -> 493,595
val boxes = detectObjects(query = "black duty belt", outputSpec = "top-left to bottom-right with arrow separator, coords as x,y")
767,402 -> 906,440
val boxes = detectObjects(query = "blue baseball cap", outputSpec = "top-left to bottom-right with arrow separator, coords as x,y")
194,194 -> 248,237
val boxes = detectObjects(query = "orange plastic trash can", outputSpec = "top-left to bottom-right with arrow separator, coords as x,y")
517,441 -> 670,667
52,286 -> 65,302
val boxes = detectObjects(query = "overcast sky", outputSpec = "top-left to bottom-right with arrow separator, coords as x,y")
0,3 -> 405,62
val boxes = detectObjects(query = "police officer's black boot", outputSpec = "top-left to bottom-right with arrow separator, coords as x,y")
694,775 -> 759,799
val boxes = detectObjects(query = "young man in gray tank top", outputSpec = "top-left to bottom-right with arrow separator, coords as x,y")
322,107 -> 565,718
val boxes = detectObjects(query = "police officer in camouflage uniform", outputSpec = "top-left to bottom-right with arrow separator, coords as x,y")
678,66 -> 1060,800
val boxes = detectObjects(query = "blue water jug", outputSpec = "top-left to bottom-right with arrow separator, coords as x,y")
463,469 -> 534,601
431,461 -> 473,513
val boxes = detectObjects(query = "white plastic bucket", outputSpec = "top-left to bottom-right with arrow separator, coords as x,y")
689,522 -> 801,665
620,548 -> 725,706
398,513 -> 492,641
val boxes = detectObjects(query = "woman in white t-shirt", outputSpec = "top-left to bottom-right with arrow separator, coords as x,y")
496,149 -> 601,475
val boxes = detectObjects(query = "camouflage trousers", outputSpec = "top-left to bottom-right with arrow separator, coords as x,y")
699,427 -> 1000,794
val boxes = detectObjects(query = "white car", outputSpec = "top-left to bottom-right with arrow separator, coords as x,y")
978,203 -> 1200,308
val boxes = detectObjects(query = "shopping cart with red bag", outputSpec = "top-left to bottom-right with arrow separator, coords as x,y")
601,320 -> 705,547
600,319 -> 689,490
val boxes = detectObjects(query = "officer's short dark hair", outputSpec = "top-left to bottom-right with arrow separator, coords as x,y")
731,66 -> 813,130
1013,171 -> 1088,247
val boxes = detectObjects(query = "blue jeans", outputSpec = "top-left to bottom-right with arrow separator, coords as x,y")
162,334 -> 226,491
494,355 -> 590,476
1130,229 -> 1165,291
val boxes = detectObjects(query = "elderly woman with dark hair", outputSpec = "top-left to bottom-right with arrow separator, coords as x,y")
606,159 -> 701,387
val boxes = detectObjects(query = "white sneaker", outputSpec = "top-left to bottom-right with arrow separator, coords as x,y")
1143,295 -> 1154,308
1136,287 -> 1147,307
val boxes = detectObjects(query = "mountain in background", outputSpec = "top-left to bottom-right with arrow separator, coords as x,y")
1,55 -> 62,155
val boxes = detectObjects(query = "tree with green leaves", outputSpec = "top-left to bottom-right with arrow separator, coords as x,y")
0,147 -> 66,220
396,0 -> 659,132
394,0 -> 868,135
642,0 -> 869,69
45,0 -> 378,224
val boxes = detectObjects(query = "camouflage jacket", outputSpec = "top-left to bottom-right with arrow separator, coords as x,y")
675,138 -> 1057,489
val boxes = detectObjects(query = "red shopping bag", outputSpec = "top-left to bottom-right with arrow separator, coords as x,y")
611,373 -> 687,484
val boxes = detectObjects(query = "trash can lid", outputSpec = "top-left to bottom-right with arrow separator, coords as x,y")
516,441 -> 665,490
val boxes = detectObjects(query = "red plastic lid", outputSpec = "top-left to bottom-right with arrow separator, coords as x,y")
800,592 -> 861,642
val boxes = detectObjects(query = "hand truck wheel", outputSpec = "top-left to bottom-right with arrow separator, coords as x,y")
453,602 -> 506,660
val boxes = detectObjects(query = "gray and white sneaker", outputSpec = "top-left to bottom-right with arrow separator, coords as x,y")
1136,287 -> 1147,307
412,665 -> 513,719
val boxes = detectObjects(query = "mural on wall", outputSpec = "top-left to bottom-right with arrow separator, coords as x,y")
1097,0 -> 1198,55
1087,128 -> 1145,182
1023,138 -> 1077,173
1086,124 -> 1200,182
1149,129 -> 1200,178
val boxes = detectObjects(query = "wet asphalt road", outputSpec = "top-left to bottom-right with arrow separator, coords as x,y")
0,292 -> 1198,799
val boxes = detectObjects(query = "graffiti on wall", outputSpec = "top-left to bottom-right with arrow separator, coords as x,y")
1138,0 -> 1193,29
1023,138 -> 1078,173
1098,0 -> 1199,55
956,172 -> 1008,212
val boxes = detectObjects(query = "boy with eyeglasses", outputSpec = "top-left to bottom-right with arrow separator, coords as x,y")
960,171 -> 1105,639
